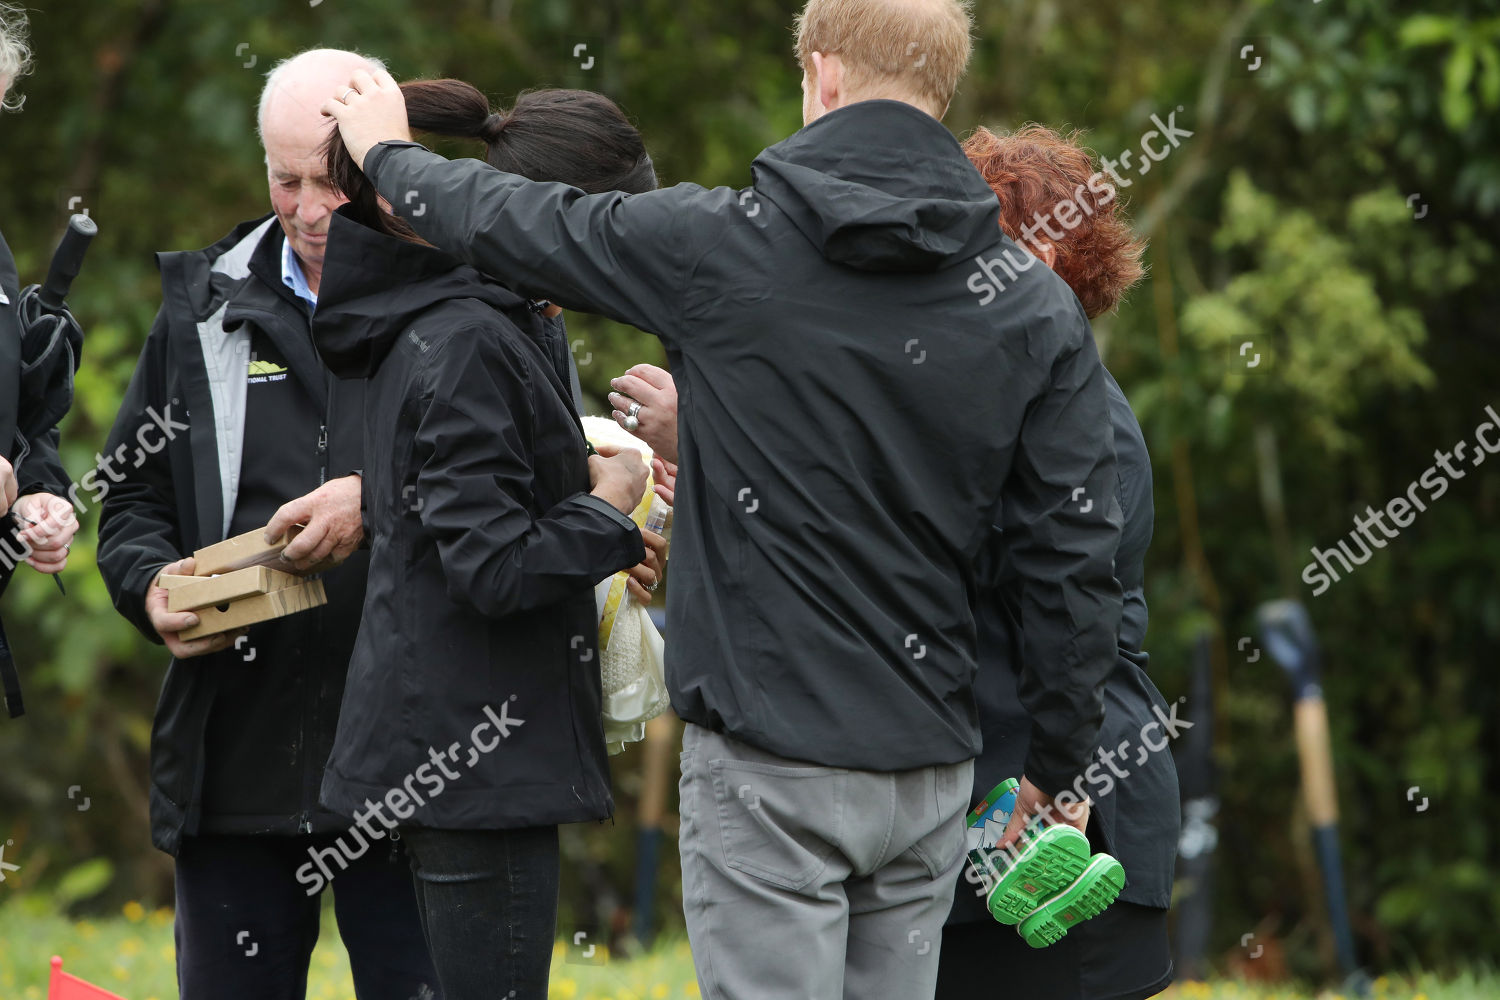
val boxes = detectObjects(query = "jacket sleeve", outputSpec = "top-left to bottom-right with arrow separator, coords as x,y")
999,327 -> 1124,799
14,425 -> 70,500
364,142 -> 694,338
96,308 -> 184,643
414,326 -> 647,619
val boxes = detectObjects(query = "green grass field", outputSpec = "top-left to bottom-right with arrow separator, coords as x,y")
0,899 -> 1490,1000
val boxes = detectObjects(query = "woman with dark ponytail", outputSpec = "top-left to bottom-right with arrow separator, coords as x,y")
310,83 -> 661,1000
329,82 -> 657,238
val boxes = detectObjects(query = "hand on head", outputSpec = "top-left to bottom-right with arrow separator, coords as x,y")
319,68 -> 413,171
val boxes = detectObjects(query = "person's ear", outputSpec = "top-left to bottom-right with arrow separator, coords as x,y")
813,52 -> 842,112
1032,241 -> 1058,271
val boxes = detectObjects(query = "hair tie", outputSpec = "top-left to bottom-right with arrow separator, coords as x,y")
482,112 -> 508,141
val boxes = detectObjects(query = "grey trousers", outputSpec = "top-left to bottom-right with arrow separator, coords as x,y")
677,722 -> 973,1000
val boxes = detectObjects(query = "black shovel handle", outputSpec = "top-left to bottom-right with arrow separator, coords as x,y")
38,214 -> 98,312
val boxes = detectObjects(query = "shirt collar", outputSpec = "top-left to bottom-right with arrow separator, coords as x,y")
280,233 -> 318,310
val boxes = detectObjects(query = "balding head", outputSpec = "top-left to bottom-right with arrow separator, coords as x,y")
258,49 -> 386,295
795,0 -> 972,123
258,48 -> 385,155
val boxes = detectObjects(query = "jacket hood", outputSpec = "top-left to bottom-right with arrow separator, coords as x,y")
750,100 -> 1001,272
311,207 -> 530,378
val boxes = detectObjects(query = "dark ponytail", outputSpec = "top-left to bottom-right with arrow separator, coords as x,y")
325,80 -> 658,242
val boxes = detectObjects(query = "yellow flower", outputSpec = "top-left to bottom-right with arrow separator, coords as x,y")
685,984 -> 701,998
652,985 -> 669,999
553,979 -> 578,998
122,901 -> 146,922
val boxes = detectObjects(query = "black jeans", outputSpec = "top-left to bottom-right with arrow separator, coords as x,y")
399,825 -> 561,1000
174,833 -> 438,1000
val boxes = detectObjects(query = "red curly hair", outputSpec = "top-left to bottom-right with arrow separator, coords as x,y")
963,124 -> 1146,318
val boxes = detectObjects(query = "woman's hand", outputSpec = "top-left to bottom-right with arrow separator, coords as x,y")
588,445 -> 649,515
652,458 -> 677,507
625,528 -> 668,604
609,365 -> 678,464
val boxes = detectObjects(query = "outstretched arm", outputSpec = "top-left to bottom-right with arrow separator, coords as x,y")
322,69 -> 695,338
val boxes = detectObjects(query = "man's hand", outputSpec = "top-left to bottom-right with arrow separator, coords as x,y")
609,365 -> 679,464
0,456 -> 16,517
264,475 -> 364,572
319,68 -> 413,172
589,445 -> 649,515
146,557 -> 245,659
11,493 -> 79,574
625,528 -> 668,604
996,775 -> 1091,850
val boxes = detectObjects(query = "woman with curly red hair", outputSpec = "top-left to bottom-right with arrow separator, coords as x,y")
935,124 -> 1175,1000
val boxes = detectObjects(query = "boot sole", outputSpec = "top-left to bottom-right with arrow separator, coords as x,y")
1017,853 -> 1126,949
983,825 -> 1092,925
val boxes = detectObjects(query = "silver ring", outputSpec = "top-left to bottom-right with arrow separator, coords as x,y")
340,88 -> 357,103
648,581 -> 659,592
624,415 -> 640,432
627,401 -> 643,418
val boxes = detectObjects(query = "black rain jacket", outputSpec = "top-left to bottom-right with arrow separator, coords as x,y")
1,227 -> 74,718
310,209 -> 644,829
95,218 -> 369,854
362,99 -> 1123,792
949,372 -> 1180,922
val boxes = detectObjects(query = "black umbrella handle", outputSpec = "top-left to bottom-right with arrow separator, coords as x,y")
37,214 -> 98,313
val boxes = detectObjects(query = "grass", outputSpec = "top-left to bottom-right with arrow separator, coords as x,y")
0,898 -> 1491,1000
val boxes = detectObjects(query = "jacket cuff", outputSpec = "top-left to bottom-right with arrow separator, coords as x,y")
1022,740 -> 1089,804
364,140 -> 432,188
570,493 -> 647,561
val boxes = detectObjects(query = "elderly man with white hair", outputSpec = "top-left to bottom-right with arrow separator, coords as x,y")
96,49 -> 437,1000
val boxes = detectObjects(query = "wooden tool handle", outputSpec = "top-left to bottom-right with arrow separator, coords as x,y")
1294,696 -> 1339,827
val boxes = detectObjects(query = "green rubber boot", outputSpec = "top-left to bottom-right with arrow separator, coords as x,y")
980,824 -> 1092,925
1016,853 -> 1127,949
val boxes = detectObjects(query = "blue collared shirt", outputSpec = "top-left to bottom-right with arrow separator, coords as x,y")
281,234 -> 318,310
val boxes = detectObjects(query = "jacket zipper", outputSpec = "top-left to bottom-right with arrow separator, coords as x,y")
300,393 -> 332,835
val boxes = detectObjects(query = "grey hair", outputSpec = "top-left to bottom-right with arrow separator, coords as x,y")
256,47 -> 387,144
0,1 -> 33,112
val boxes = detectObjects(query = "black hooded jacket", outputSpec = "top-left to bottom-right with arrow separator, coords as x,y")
96,218 -> 369,854
1,227 -> 74,719
948,371 -> 1180,922
1,227 -> 72,588
310,209 -> 644,829
361,100 -> 1124,793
